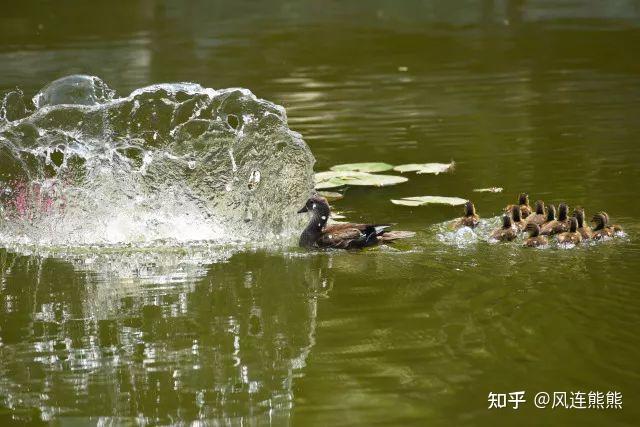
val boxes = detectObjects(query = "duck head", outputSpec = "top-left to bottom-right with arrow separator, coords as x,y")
546,204 -> 556,222
464,201 -> 476,217
525,223 -> 540,237
573,208 -> 585,228
501,214 -> 513,229
534,200 -> 545,215
558,203 -> 569,221
518,193 -> 529,206
568,217 -> 578,233
591,212 -> 607,230
298,196 -> 331,228
511,205 -> 522,222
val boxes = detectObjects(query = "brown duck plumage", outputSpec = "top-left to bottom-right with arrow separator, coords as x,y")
511,205 -> 526,231
557,217 -> 582,245
525,200 -> 546,227
505,193 -> 532,219
298,196 -> 415,249
541,203 -> 569,236
523,223 -> 548,248
453,201 -> 480,229
591,212 -> 621,240
573,208 -> 593,240
490,214 -> 518,242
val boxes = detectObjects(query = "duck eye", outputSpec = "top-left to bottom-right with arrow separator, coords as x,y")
312,203 -> 317,209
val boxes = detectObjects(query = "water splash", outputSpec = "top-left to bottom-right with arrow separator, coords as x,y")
0,75 -> 315,248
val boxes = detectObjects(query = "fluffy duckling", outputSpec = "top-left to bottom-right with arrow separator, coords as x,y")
573,208 -> 593,240
557,217 -> 582,245
601,212 -> 623,233
298,196 -> 415,249
511,205 -> 526,231
525,200 -> 546,227
541,203 -> 569,236
523,223 -> 548,248
490,214 -> 518,242
591,212 -> 622,240
504,193 -> 532,219
452,201 -> 480,229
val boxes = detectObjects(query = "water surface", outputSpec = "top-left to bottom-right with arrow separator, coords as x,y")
1,1 -> 640,426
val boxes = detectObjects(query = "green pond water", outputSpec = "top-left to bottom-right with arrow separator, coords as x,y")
1,1 -> 640,426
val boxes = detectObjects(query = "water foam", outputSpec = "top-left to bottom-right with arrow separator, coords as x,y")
0,75 -> 315,248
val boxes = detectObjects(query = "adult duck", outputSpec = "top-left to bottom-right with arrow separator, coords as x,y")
297,196 -> 415,249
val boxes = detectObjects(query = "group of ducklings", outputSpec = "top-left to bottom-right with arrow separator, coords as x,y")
455,193 -> 623,247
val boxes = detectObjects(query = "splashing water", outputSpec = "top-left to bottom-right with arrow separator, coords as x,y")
0,75 -> 315,248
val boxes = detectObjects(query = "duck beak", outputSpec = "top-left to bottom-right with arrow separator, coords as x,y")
297,206 -> 308,213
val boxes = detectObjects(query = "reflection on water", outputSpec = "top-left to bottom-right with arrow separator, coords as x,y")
0,248 -> 332,424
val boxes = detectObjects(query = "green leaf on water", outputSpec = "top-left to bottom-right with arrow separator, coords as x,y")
391,195 -> 468,206
330,162 -> 394,173
317,191 -> 344,201
473,187 -> 503,193
315,171 -> 408,189
393,161 -> 455,175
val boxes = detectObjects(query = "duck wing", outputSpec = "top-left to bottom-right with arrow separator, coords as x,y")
319,223 -> 392,249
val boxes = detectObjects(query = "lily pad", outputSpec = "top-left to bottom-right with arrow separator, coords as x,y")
393,161 -> 455,175
315,171 -> 408,189
391,196 -> 467,206
330,162 -> 394,173
317,191 -> 344,201
473,187 -> 503,193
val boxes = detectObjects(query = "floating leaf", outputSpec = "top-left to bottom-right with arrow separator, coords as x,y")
473,187 -> 503,193
393,161 -> 455,175
330,162 -> 394,173
317,191 -> 344,201
391,196 -> 467,206
315,171 -> 407,189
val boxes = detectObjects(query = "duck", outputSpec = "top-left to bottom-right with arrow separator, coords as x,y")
297,196 -> 415,249
557,217 -> 582,245
573,208 -> 593,240
523,223 -> 548,248
504,193 -> 532,219
525,200 -> 546,227
600,212 -> 623,233
591,212 -> 622,240
490,214 -> 518,242
541,203 -> 569,236
511,205 -> 526,231
452,201 -> 480,229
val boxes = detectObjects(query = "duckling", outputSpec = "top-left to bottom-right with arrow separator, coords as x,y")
453,201 -> 480,229
504,193 -> 532,219
541,203 -> 569,236
490,214 -> 518,242
297,196 -> 415,249
525,200 -> 546,227
523,223 -> 548,248
557,217 -> 582,245
573,208 -> 593,240
511,205 -> 526,231
601,212 -> 624,233
591,212 -> 622,240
